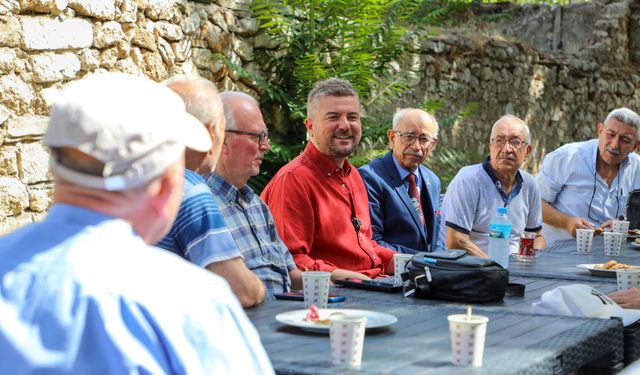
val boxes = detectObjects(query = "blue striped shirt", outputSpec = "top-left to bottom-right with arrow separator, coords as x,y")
205,173 -> 296,297
157,170 -> 240,267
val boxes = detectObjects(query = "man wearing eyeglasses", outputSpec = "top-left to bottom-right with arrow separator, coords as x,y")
157,78 -> 267,308
262,78 -> 397,280
440,115 -> 545,256
537,107 -> 640,245
203,91 -> 303,299
358,108 -> 445,254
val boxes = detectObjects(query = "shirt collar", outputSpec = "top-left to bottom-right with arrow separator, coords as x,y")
391,151 -> 420,185
205,172 -> 255,204
304,142 -> 353,177
482,156 -> 523,206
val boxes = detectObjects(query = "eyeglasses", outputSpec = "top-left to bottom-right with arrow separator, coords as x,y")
394,131 -> 437,148
225,129 -> 269,145
491,137 -> 527,150
587,170 -> 621,224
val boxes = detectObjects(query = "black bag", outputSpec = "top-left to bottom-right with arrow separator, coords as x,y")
627,189 -> 640,230
402,251 -> 509,302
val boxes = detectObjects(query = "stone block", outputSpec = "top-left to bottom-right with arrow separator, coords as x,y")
99,46 -> 118,68
0,104 -> 9,126
171,39 -> 190,62
0,0 -> 20,15
155,21 -> 184,41
214,0 -> 250,12
181,11 -> 200,36
68,0 -> 115,20
78,48 -> 100,71
206,4 -> 227,31
0,17 -> 22,48
0,147 -> 18,175
231,17 -> 258,36
0,213 -> 34,235
139,0 -> 179,21
0,73 -> 35,113
18,142 -> 51,184
253,31 -> 280,49
30,52 -> 81,83
130,26 -> 156,51
232,36 -> 253,61
24,0 -> 69,14
93,20 -> 125,48
157,36 -> 175,65
28,184 -> 53,212
116,0 -> 137,23
0,176 -> 29,217
114,57 -> 143,75
141,50 -> 167,81
6,115 -> 48,139
0,48 -> 18,72
21,17 -> 93,51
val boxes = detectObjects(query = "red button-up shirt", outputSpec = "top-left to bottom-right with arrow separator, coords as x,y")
261,143 -> 396,278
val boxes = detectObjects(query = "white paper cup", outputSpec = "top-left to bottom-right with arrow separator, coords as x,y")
448,314 -> 489,367
302,271 -> 331,309
604,232 -> 624,257
576,229 -> 595,254
330,315 -> 367,369
393,253 -> 414,286
612,220 -> 630,242
616,269 -> 640,290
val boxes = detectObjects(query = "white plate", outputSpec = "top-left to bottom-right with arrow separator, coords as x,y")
275,309 -> 397,333
631,242 -> 640,249
576,263 -> 619,277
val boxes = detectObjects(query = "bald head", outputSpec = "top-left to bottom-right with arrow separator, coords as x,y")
490,114 -> 530,144
164,76 -> 225,174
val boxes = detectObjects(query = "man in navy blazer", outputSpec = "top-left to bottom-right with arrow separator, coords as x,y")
359,108 -> 445,254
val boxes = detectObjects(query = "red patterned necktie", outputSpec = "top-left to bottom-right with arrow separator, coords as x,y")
406,173 -> 424,225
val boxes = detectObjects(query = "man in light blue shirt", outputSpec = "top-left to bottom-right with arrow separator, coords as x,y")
0,73 -> 273,374
537,108 -> 640,244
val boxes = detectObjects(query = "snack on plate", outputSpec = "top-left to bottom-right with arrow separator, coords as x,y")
595,260 -> 640,270
302,304 -> 346,325
630,229 -> 640,235
635,237 -> 640,244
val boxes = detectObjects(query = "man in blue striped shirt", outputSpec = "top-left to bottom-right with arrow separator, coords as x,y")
157,77 -> 266,307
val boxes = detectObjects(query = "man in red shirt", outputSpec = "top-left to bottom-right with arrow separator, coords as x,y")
261,78 -> 397,280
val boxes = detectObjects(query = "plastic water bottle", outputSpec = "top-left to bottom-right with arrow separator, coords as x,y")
488,207 -> 511,268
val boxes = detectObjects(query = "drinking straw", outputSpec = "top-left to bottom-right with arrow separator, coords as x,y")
467,306 -> 472,321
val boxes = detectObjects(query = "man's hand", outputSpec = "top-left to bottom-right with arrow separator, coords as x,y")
565,217 -> 594,237
596,220 -> 614,234
330,268 -> 371,281
609,288 -> 640,308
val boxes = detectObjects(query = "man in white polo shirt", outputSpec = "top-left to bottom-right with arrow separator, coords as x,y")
440,115 -> 545,256
536,108 -> 640,245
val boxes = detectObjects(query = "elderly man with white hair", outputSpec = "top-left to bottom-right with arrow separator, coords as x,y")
440,114 -> 545,257
0,73 -> 273,374
537,107 -> 640,245
359,108 -> 445,254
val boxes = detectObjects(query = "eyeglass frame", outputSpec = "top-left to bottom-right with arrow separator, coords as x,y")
393,131 -> 438,148
586,169 -> 622,224
225,129 -> 269,145
490,137 -> 528,150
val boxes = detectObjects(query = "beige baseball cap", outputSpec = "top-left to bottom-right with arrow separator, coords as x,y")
44,72 -> 211,191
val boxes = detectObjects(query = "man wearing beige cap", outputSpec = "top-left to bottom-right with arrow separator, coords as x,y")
0,73 -> 273,374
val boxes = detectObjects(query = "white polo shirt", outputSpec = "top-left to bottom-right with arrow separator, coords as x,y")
536,139 -> 640,245
441,158 -> 543,253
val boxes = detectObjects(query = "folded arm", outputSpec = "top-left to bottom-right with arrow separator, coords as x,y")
206,258 -> 265,308
445,226 -> 488,258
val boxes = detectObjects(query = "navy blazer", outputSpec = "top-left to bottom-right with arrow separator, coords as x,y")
359,151 -> 445,254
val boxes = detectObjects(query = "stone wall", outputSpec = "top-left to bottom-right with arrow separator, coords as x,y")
0,0 -> 267,233
0,0 -> 638,233
385,0 -> 640,172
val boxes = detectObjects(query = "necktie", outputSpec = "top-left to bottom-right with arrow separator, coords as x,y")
406,173 -> 424,225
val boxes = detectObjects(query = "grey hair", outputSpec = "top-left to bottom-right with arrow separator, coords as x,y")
489,114 -> 531,144
162,75 -> 224,128
306,78 -> 360,119
604,107 -> 640,139
219,91 -> 260,130
392,108 -> 440,137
